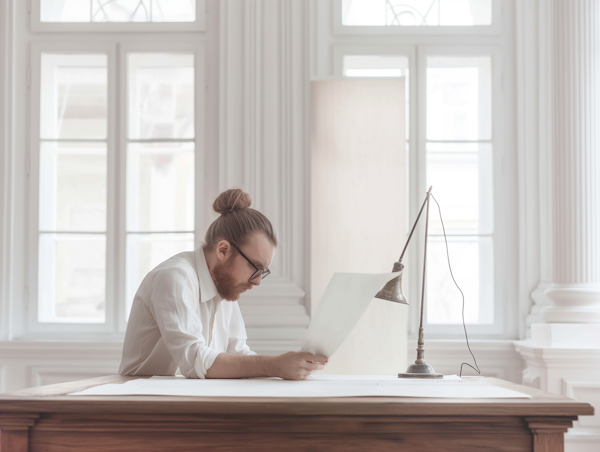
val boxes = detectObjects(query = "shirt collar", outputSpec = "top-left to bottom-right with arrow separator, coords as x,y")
194,245 -> 220,303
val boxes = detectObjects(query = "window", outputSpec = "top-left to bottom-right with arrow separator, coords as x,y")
28,35 -> 203,334
37,52 -> 109,324
124,52 -> 196,319
341,48 -> 503,336
342,0 -> 492,26
424,54 -> 495,329
329,1 -> 512,338
32,0 -> 205,32
41,0 -> 196,23
334,0 -> 500,35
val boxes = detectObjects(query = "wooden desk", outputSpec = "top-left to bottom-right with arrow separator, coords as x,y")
0,376 -> 594,452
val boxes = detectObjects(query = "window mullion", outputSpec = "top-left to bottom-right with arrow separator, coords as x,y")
116,43 -> 128,333
106,43 -> 119,334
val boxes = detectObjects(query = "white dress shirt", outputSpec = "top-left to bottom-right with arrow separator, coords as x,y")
119,246 -> 255,378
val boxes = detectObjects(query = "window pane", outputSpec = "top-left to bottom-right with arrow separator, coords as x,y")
126,233 -> 195,318
426,236 -> 494,325
152,0 -> 196,22
38,233 -> 106,323
127,142 -> 195,232
426,144 -> 493,234
342,0 -> 492,26
92,0 -> 152,22
41,0 -> 196,23
41,0 -> 91,22
39,142 -> 107,232
41,53 -> 107,139
426,56 -> 491,141
128,53 -> 194,139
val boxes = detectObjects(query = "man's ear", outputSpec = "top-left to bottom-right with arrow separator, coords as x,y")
215,240 -> 232,262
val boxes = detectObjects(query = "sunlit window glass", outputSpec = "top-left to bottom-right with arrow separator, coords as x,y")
125,52 -> 196,321
425,55 -> 494,325
41,0 -> 197,23
38,53 -> 108,323
342,0 -> 492,26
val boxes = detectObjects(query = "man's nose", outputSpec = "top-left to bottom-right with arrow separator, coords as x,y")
250,276 -> 262,286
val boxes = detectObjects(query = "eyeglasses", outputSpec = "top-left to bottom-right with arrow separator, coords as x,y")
230,242 -> 271,281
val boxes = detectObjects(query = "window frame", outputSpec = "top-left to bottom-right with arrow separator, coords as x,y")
333,0 -> 502,36
31,0 -> 206,33
334,42 -> 515,339
28,41 -> 117,334
416,45 -> 509,338
116,40 -> 205,333
27,39 -> 205,336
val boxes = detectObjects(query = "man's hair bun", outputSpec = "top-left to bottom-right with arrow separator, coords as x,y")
213,188 -> 252,214
205,188 -> 277,250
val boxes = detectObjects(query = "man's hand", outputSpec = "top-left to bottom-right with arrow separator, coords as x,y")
206,352 -> 328,380
271,352 -> 328,380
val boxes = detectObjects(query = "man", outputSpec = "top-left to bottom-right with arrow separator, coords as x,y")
119,188 -> 326,380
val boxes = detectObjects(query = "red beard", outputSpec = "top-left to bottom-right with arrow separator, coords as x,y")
211,257 -> 250,301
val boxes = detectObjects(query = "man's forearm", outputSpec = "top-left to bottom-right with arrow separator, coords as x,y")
205,351 -> 327,380
205,353 -> 277,379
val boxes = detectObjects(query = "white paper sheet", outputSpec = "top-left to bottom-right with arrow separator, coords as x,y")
301,272 -> 401,358
69,375 -> 531,399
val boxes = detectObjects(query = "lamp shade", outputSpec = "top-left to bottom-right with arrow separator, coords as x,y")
375,261 -> 408,305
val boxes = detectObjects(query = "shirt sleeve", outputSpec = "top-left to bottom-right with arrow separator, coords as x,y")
226,301 -> 256,356
148,267 -> 221,378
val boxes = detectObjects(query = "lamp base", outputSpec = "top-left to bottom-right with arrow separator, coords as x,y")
398,363 -> 443,379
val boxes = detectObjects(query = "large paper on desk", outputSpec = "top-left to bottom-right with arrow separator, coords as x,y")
301,272 -> 401,358
69,375 -> 531,398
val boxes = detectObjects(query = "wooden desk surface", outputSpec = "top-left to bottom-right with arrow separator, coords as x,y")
0,376 -> 594,452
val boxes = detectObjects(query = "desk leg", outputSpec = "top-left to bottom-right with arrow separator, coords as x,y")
0,430 -> 29,452
526,417 -> 576,452
0,414 -> 39,452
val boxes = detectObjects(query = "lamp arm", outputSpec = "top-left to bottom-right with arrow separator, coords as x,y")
398,186 -> 433,263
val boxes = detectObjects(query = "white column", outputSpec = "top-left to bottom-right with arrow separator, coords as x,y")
518,3 -> 600,449
542,0 -> 600,324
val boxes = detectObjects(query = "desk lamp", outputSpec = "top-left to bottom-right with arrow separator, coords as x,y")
375,186 -> 442,379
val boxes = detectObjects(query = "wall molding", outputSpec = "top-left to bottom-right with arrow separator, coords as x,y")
0,339 -> 526,391
563,379 -> 600,432
218,0 -> 311,347
515,343 -> 600,367
409,339 -> 524,383
0,0 -> 16,341
0,341 -> 123,392
29,366 -> 120,388
517,341 -> 600,450
0,341 -> 124,360
515,341 -> 600,402
563,380 -> 600,447
515,0 -> 553,337
0,339 -> 302,392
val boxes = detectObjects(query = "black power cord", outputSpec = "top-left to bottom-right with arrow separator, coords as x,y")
430,194 -> 481,378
